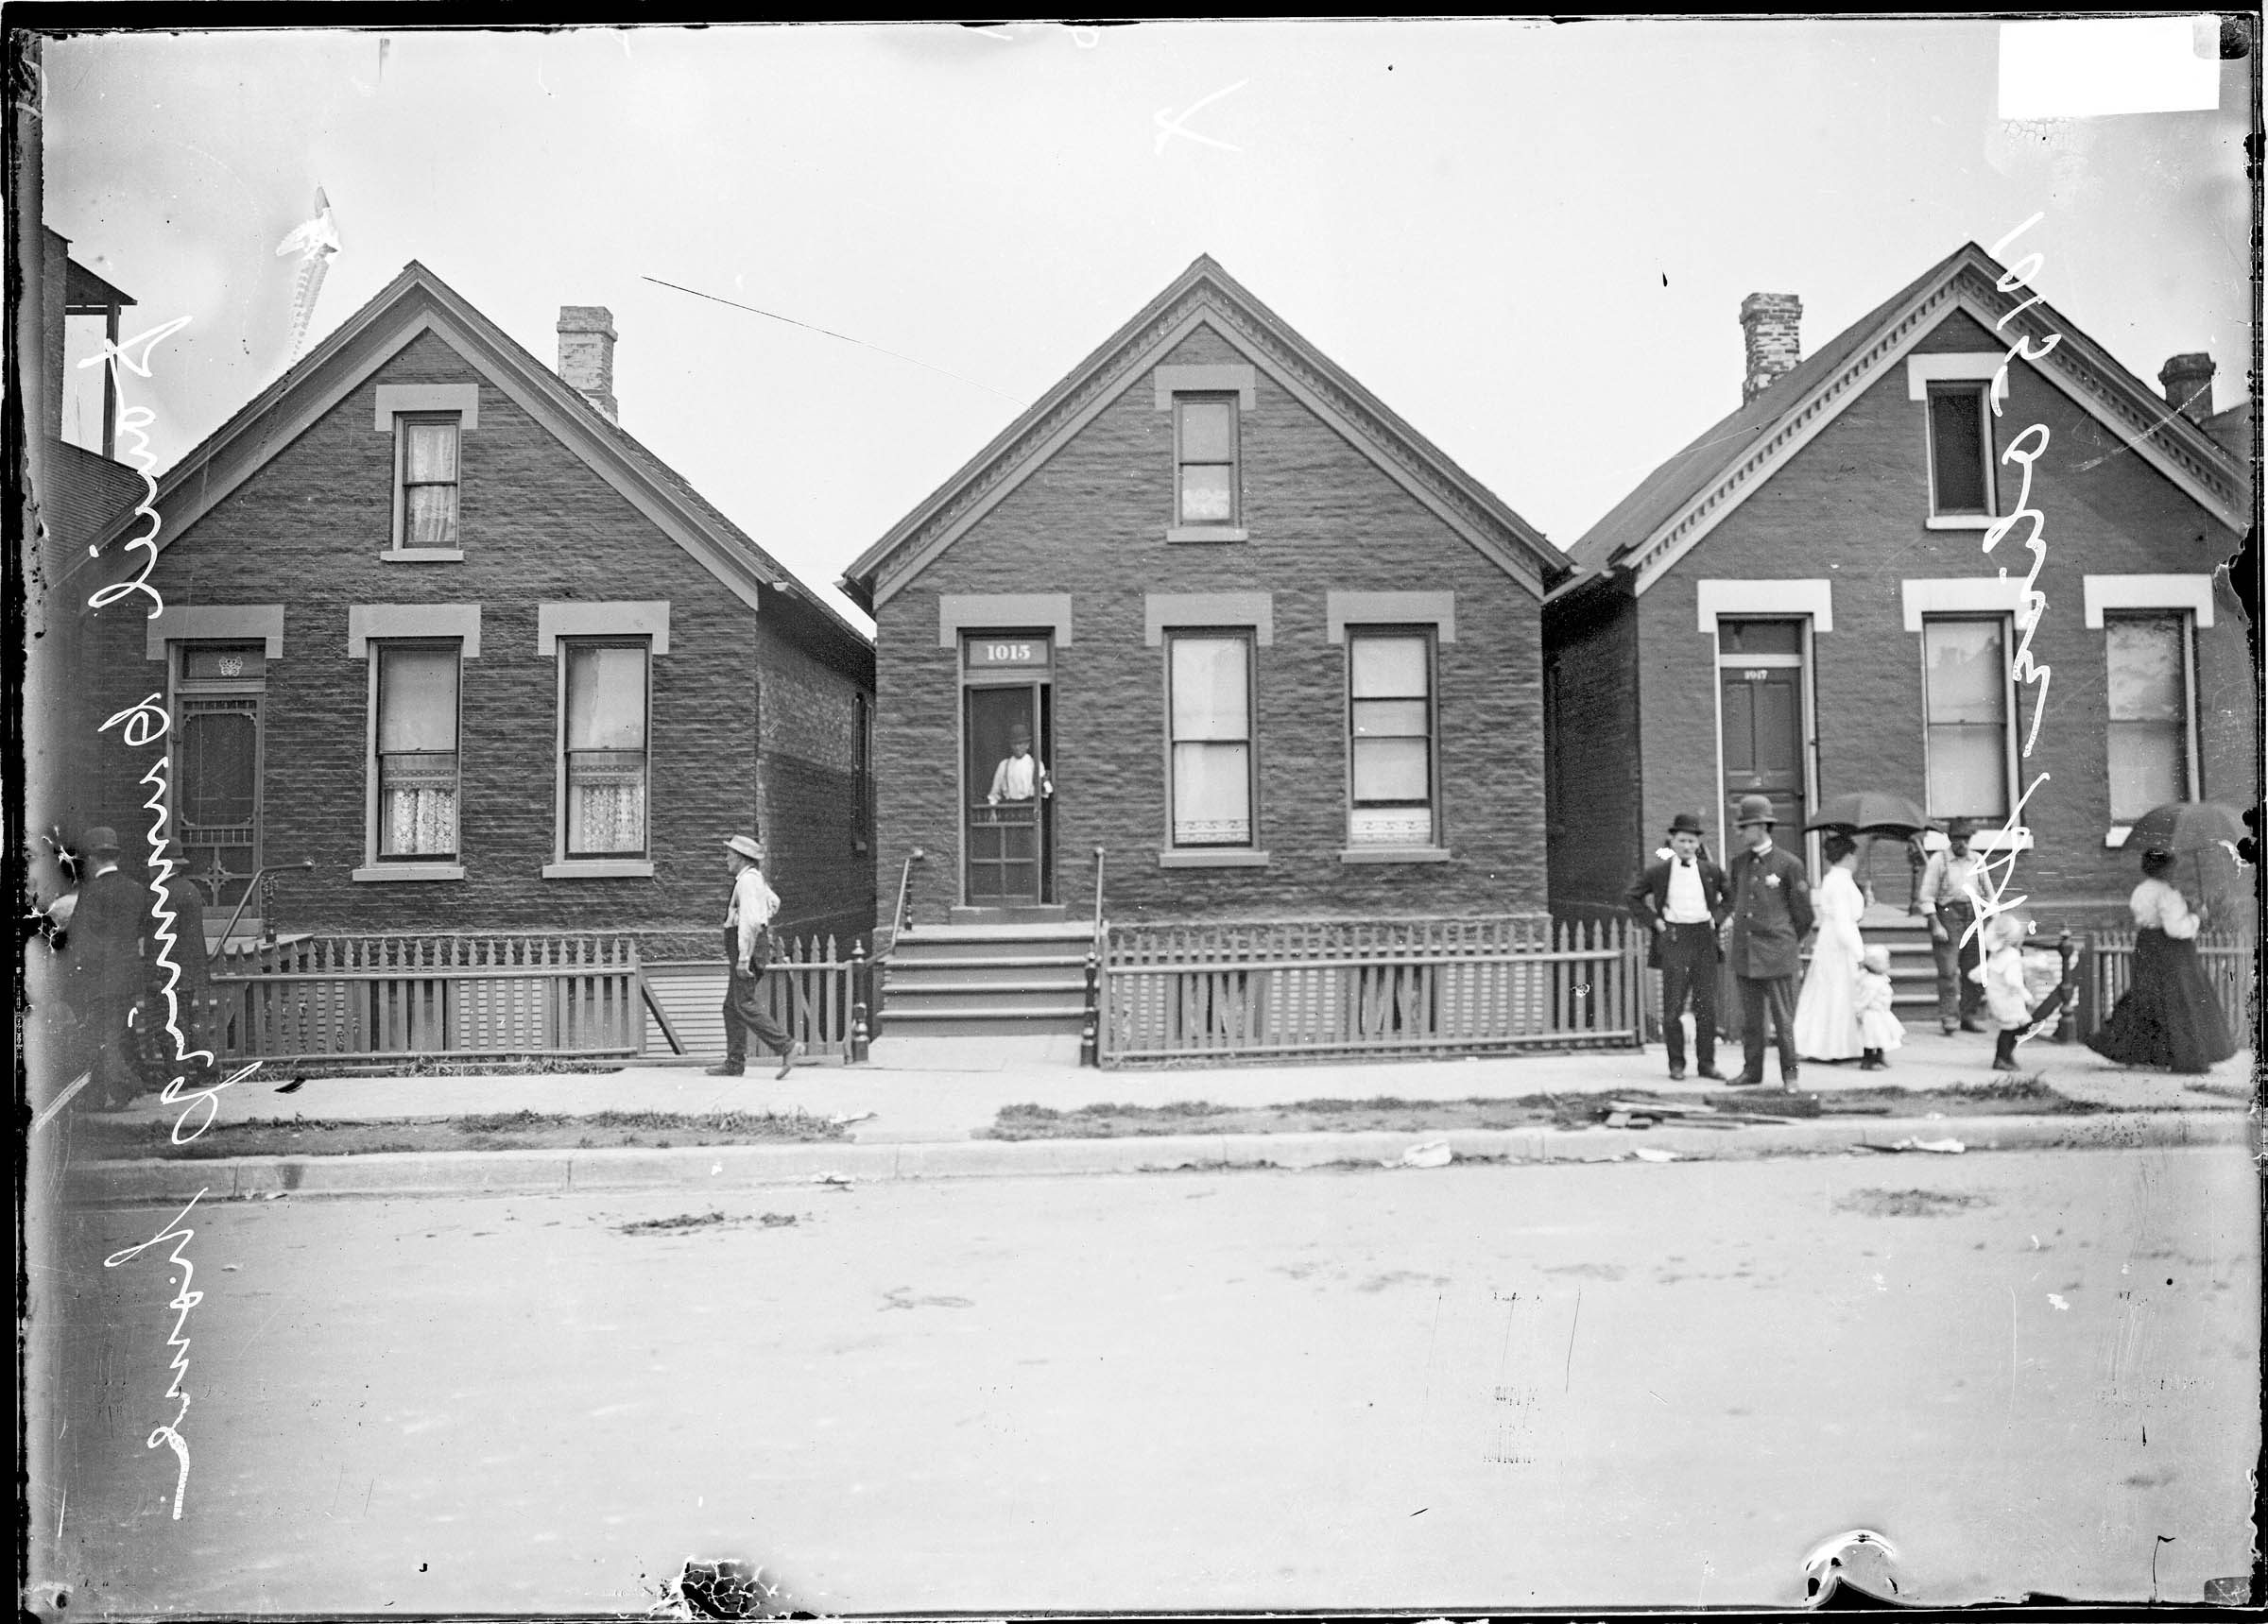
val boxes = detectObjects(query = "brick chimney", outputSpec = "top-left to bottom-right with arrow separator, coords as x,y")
557,305 -> 619,423
1740,292 -> 1803,406
2158,352 -> 2215,423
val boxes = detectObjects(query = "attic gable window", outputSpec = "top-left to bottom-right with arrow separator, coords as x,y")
399,418 -> 461,548
1925,382 -> 1994,520
375,383 -> 479,561
1176,394 -> 1239,526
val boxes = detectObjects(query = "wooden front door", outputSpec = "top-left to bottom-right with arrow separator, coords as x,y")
1721,664 -> 1806,834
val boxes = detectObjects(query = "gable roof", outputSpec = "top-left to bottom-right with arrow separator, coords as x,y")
1553,242 -> 2252,603
77,261 -> 870,670
840,254 -> 1561,612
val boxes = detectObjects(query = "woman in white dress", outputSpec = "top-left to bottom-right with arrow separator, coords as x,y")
1794,832 -> 1866,1061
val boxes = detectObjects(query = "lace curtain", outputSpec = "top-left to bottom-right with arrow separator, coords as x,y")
403,421 -> 458,549
565,645 -> 647,855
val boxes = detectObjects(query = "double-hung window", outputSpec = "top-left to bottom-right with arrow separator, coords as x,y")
560,641 -> 650,858
1167,631 -> 1254,847
1347,629 -> 1436,847
1921,615 -> 2013,822
2105,612 -> 2193,819
397,417 -> 461,550
375,643 -> 462,859
1175,394 -> 1239,526
1925,383 -> 1993,519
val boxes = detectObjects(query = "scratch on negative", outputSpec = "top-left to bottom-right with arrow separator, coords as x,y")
1564,1289 -> 1583,1393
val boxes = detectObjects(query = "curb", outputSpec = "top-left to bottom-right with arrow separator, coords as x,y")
59,1110 -> 2256,1203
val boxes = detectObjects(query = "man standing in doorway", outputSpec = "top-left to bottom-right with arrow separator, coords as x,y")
1916,817 -> 1987,1034
1624,811 -> 1730,1082
1724,795 -> 1814,1089
708,835 -> 802,1081
986,723 -> 1052,808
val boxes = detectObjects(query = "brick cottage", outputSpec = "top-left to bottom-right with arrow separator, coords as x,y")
1543,240 -> 2257,936
74,264 -> 876,981
840,256 -> 1566,1036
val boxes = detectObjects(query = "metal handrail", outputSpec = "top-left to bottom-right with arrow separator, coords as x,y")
214,859 -> 315,947
1091,845 -> 1107,946
892,848 -> 925,938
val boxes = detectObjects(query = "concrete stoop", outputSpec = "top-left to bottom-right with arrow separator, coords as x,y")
61,1109 -> 2253,1204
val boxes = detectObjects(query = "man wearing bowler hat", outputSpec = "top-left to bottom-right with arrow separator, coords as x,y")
709,835 -> 802,1080
1624,812 -> 1731,1081
1724,795 -> 1814,1088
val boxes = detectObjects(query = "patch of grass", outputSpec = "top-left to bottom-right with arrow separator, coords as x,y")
1837,1188 -> 1992,1219
74,1105 -> 847,1161
616,1208 -> 799,1237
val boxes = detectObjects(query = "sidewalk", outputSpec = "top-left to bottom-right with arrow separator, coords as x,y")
52,1024 -> 2258,1202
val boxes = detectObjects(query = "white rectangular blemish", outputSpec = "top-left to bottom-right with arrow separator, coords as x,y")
1998,17 -> 2221,120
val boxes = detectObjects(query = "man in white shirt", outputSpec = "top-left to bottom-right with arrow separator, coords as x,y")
1624,811 -> 1732,1081
708,835 -> 802,1079
1915,817 -> 1987,1034
986,725 -> 1051,807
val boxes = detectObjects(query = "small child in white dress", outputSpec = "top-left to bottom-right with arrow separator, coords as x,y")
1970,914 -> 2036,1071
1855,945 -> 1903,1070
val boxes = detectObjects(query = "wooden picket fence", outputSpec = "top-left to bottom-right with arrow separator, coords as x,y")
208,933 -> 646,1063
643,937 -> 868,1065
1099,915 -> 1645,1067
206,932 -> 871,1067
2081,930 -> 2256,1043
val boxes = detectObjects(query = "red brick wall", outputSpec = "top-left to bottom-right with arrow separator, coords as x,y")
1635,308 -> 2257,928
874,326 -> 1547,930
76,332 -> 874,950
1543,583 -> 1644,909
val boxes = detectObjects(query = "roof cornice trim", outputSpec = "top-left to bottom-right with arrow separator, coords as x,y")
1623,255 -> 2248,596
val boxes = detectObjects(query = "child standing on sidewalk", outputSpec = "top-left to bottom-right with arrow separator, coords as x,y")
1972,915 -> 2035,1071
1854,946 -> 1902,1071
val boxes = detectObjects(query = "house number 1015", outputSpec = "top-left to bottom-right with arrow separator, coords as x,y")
989,643 -> 1033,661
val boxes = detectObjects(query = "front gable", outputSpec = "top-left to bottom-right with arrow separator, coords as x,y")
1565,245 -> 2248,600
84,265 -> 866,655
844,257 -> 1558,608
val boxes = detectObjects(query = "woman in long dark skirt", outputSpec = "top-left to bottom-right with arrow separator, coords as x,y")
2086,848 -> 2238,1074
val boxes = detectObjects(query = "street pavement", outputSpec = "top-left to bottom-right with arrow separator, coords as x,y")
25,1146 -> 2259,1615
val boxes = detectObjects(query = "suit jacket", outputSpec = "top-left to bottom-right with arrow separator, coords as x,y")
69,866 -> 147,1011
1624,854 -> 1731,968
1725,841 -> 1814,981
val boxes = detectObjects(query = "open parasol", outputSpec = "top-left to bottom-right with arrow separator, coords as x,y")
1805,791 -> 1934,837
2125,800 -> 2249,922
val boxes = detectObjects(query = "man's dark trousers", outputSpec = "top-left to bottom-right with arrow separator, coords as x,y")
719,927 -> 794,1068
1658,922 -> 1719,1073
1737,974 -> 1799,1083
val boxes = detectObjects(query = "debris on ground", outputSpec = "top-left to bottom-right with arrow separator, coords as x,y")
1632,1146 -> 1682,1163
1862,1136 -> 1967,1154
1388,1140 -> 1453,1169
812,1171 -> 854,1186
827,1110 -> 877,1127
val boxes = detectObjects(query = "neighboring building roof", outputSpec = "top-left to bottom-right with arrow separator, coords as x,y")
1553,242 -> 2253,604
2205,395 -> 2253,462
78,261 -> 870,671
841,254 -> 1562,612
64,255 -> 136,312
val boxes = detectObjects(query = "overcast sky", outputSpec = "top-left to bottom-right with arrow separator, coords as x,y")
39,19 -> 2256,630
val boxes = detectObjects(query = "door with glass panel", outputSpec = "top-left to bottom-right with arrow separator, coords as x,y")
962,635 -> 1053,905
174,642 -> 266,917
1717,618 -> 1808,836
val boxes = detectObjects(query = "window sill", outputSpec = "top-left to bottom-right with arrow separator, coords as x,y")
542,859 -> 656,879
352,863 -> 465,882
2105,825 -> 2132,849
379,547 -> 466,563
1164,525 -> 1248,544
1963,829 -> 2035,852
1923,515 -> 1997,531
1158,848 -> 1269,868
1340,846 -> 1452,864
